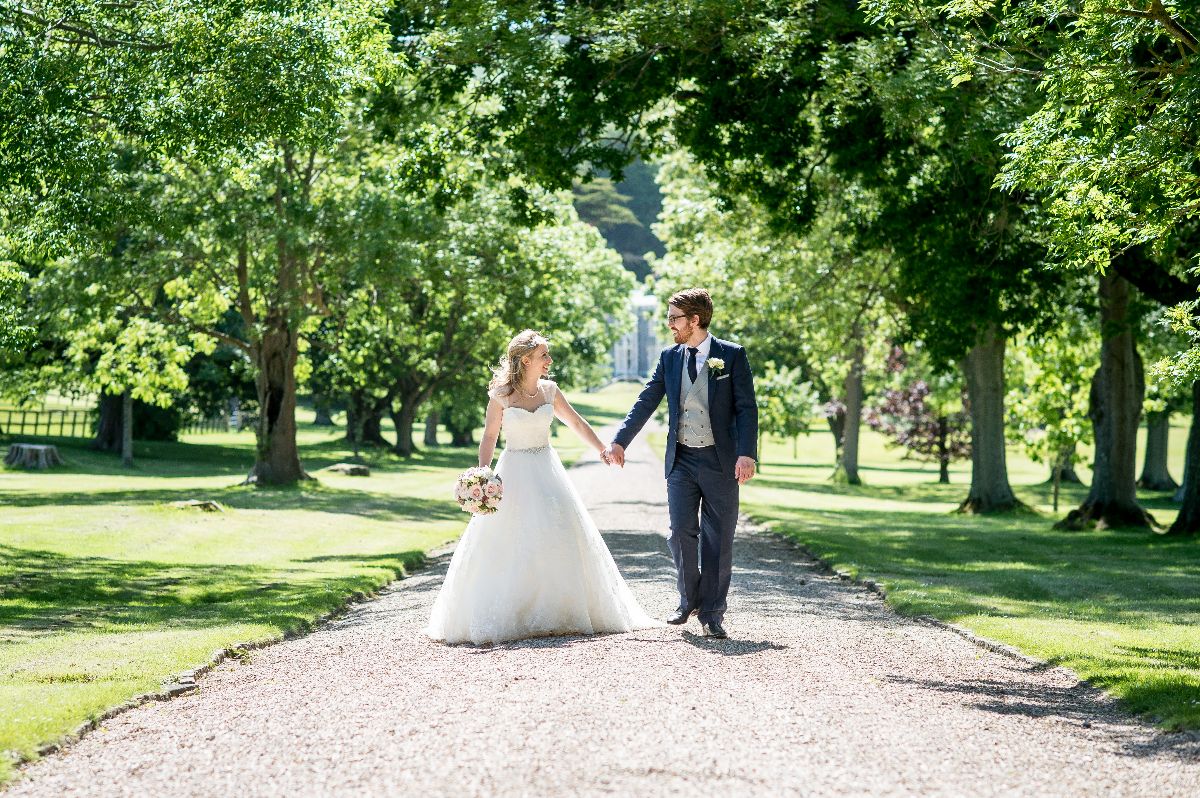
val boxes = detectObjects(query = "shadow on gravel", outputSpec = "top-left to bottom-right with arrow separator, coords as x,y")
882,674 -> 1200,761
679,630 -> 787,655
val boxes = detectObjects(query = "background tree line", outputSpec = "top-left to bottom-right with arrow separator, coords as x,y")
4,0 -> 1200,540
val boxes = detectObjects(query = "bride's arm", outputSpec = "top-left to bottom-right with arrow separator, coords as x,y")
478,396 -> 504,467
552,388 -> 606,455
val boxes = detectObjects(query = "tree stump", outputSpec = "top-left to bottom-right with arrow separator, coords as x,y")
4,443 -> 64,469
170,500 -> 226,512
326,462 -> 370,476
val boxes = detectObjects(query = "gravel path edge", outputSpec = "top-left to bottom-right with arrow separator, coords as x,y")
6,547 -> 444,778
745,514 -> 1199,734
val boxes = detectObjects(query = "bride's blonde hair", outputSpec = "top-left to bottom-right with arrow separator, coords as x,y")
489,329 -> 550,397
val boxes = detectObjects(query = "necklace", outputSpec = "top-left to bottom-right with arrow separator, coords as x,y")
520,382 -> 540,398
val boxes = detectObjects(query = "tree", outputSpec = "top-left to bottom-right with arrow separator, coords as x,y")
2,1 -> 393,246
409,2 -> 1075,510
311,179 -> 635,457
1055,274 -> 1156,529
3,2 -> 407,484
866,349 -> 972,484
649,152 -> 894,485
1006,310 -> 1098,511
0,261 -> 33,361
754,364 -> 818,465
1138,306 -> 1190,492
868,2 -> 1200,528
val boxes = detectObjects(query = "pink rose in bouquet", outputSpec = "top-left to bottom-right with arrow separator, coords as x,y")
453,466 -> 503,515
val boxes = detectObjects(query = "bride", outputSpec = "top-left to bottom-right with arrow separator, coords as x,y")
425,329 -> 660,645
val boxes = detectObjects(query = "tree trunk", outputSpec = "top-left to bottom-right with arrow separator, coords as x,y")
958,323 -> 1019,513
92,393 -> 122,452
1138,411 -> 1177,491
826,405 -> 845,473
1058,273 -> 1153,529
1048,443 -> 1083,485
120,390 -> 133,467
249,322 -> 309,485
1166,380 -> 1200,535
344,394 -> 387,446
312,398 -> 335,427
937,417 -> 950,484
391,402 -> 419,457
424,410 -> 440,447
834,336 -> 865,485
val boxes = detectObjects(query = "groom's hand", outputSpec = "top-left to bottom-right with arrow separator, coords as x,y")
607,443 -> 625,467
735,456 -> 756,484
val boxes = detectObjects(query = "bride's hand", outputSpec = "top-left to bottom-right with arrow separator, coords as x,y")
607,443 -> 625,468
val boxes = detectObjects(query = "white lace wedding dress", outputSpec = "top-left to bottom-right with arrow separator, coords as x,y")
425,380 -> 660,645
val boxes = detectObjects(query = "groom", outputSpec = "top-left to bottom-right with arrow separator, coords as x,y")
605,289 -> 757,639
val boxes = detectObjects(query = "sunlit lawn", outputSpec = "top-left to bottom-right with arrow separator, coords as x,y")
733,422 -> 1200,730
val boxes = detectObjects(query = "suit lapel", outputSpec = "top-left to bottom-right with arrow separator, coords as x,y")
707,338 -> 723,406
667,345 -> 684,413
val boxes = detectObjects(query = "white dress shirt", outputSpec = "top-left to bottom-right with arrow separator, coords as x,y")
683,333 -> 712,384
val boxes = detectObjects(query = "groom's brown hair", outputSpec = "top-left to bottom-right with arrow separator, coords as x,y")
669,288 -> 713,329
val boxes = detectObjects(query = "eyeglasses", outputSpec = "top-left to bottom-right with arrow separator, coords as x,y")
666,314 -> 688,325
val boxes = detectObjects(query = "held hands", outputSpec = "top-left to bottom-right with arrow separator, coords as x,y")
735,456 -> 756,485
603,443 -> 625,468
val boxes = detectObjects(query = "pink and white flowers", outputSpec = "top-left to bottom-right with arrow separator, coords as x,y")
454,466 -> 503,515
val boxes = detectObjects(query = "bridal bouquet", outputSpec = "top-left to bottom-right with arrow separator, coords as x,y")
454,466 -> 503,515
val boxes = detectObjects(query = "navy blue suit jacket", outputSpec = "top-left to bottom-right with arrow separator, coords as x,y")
613,336 -> 758,478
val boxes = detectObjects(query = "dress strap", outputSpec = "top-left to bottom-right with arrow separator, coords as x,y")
541,380 -> 556,404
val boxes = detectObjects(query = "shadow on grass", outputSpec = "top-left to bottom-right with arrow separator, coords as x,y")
0,435 -> 479,483
0,544 -> 427,640
0,482 -> 464,522
750,504 -> 1200,622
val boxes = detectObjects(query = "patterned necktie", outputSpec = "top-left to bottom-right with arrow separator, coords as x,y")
687,347 -> 698,384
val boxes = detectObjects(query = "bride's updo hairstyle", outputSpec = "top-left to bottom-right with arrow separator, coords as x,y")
489,329 -> 550,397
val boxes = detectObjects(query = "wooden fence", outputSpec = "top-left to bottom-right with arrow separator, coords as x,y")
180,415 -> 233,435
0,408 -> 237,439
0,408 -> 94,438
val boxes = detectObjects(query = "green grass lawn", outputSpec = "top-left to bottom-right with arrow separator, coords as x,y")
732,423 -> 1200,730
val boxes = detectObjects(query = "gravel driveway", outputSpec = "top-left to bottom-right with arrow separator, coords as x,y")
8,431 -> 1200,797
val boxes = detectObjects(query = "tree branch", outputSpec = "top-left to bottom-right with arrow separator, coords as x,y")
1105,2 -> 1200,54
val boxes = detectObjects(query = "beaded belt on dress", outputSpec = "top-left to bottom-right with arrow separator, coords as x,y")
508,444 -> 549,453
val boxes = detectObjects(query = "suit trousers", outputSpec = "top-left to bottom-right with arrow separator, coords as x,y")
666,444 -> 739,624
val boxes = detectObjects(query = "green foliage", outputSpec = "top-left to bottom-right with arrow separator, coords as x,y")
1006,310 -> 1098,470
0,261 -> 33,358
755,363 -> 818,441
865,1 -> 1200,270
650,151 -> 894,406
311,177 -> 634,442
2,0 -> 395,247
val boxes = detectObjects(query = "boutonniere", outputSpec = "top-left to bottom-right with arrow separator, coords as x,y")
707,357 -> 726,374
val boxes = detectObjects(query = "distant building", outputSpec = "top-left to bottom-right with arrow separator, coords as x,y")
612,292 -> 667,379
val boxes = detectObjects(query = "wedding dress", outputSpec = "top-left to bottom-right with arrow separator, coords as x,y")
425,380 -> 660,645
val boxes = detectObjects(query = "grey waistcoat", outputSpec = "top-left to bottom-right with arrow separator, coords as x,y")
678,360 -> 716,447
